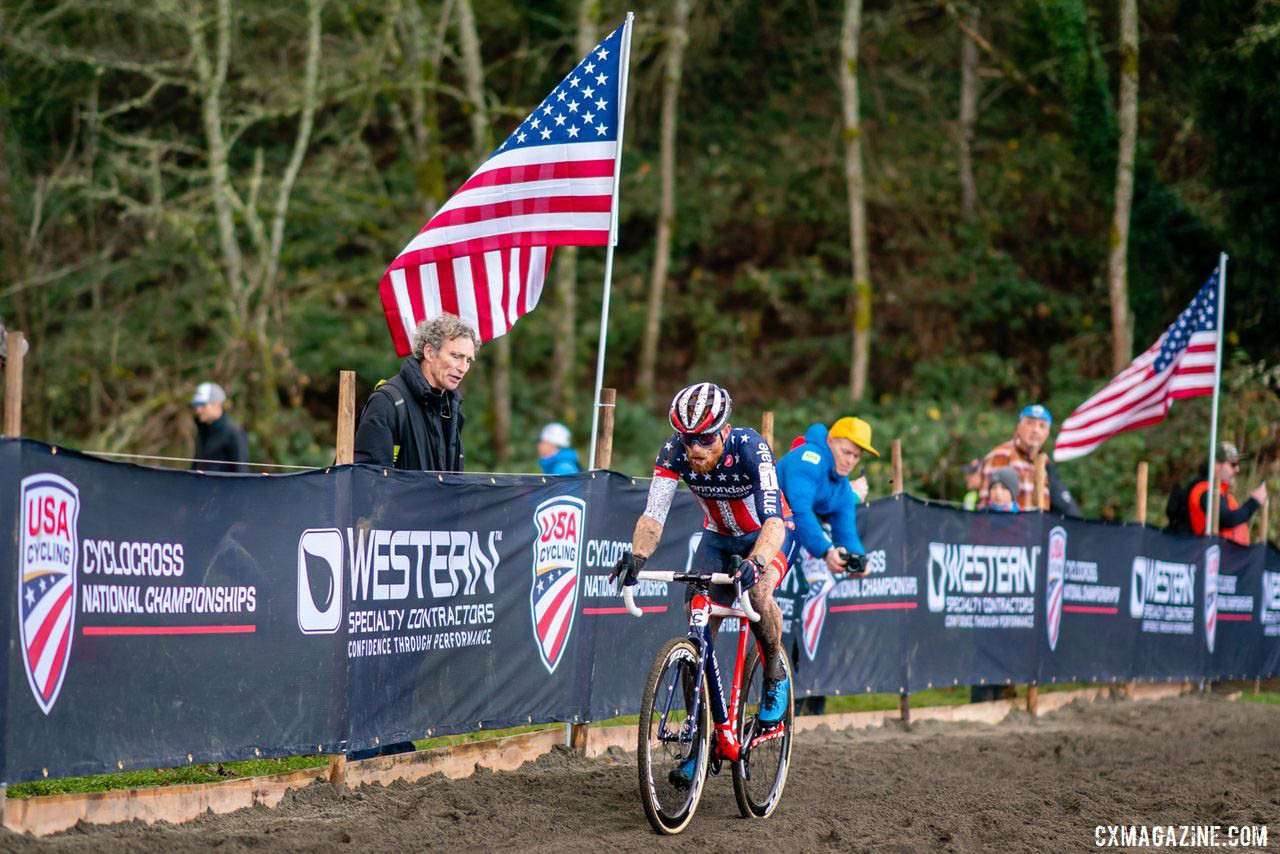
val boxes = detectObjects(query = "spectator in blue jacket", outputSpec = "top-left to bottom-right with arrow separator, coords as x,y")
777,416 -> 875,575
536,422 -> 581,474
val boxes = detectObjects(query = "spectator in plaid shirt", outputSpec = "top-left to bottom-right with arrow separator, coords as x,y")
978,404 -> 1055,511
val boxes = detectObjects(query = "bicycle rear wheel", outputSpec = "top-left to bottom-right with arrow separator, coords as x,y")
731,644 -> 793,819
637,637 -> 710,835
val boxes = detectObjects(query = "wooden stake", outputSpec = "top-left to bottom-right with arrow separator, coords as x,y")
761,411 -> 774,451
891,439 -> 903,495
898,691 -> 910,724
570,723 -> 588,753
1136,461 -> 1148,524
1035,454 -> 1048,510
335,370 -> 356,465
1260,478 -> 1269,546
3,331 -> 24,438
327,754 -> 347,788
593,388 -> 616,470
1026,682 -> 1039,716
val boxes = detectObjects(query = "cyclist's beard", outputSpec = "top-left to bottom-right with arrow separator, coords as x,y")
686,441 -> 724,474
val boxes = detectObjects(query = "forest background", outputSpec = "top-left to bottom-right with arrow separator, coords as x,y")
2,0 -> 1278,530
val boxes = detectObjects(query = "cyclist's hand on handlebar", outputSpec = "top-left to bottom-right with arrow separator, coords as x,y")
609,551 -> 645,586
735,556 -> 763,590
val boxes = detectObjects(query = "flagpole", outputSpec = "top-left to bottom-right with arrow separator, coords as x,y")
1204,251 -> 1228,534
587,11 -> 634,470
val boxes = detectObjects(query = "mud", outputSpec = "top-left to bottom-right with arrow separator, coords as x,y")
3,695 -> 1277,852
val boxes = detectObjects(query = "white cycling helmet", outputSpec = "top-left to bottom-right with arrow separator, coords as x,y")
669,382 -> 733,435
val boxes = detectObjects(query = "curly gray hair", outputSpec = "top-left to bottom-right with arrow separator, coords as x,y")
411,314 -> 481,362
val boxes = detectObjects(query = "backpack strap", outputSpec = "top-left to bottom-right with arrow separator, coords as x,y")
358,378 -> 409,466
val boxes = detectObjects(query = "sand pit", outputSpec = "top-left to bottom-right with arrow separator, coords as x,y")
3,694 -> 1277,852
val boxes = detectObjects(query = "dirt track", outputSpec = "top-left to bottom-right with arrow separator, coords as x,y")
3,695 -> 1278,852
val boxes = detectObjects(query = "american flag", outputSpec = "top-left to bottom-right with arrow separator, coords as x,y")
1053,270 -> 1221,462
378,20 -> 628,355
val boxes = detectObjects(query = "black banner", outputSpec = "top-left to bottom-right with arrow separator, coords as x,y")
3,438 -> 1278,784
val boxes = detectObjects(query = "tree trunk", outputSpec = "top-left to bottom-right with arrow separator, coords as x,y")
456,0 -> 510,467
636,0 -> 691,404
551,0 -> 598,421
1107,0 -> 1138,372
841,0 -> 871,401
958,2 -> 980,220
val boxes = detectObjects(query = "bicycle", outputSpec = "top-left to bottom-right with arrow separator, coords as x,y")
621,568 -> 794,835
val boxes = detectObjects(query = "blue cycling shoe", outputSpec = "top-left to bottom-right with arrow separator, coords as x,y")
758,675 -> 790,724
668,754 -> 699,790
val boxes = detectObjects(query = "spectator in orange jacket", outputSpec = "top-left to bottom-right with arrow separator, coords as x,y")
1189,441 -> 1267,545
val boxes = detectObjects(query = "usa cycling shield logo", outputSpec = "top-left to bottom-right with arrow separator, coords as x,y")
1046,526 -> 1066,652
1204,545 -> 1219,654
19,473 -> 80,715
531,496 -> 586,674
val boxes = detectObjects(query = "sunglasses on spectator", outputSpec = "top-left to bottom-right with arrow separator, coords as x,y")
681,431 -> 720,448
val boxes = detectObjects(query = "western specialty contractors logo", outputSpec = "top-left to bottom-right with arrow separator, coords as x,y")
926,542 -> 1038,629
298,529 -> 344,634
1203,545 -> 1219,654
530,496 -> 585,674
19,473 -> 80,715
1046,526 -> 1066,652
1129,556 -> 1196,634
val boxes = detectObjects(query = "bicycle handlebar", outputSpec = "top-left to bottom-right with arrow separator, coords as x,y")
621,570 -> 761,623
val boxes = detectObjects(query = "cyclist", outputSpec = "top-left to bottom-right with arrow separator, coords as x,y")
610,382 -> 796,784
776,416 -> 875,577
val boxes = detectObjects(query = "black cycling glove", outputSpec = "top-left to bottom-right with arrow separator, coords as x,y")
609,551 -> 646,586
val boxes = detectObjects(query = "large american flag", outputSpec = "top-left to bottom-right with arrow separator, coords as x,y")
1053,270 -> 1221,461
378,21 -> 628,355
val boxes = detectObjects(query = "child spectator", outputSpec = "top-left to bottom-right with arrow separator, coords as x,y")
987,466 -> 1021,512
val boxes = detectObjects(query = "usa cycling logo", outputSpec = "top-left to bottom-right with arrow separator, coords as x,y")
1045,526 -> 1066,652
19,473 -> 80,714
1204,544 -> 1219,654
531,496 -> 586,674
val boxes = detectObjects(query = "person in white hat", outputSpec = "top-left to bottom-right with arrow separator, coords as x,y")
536,422 -> 580,475
190,382 -> 248,473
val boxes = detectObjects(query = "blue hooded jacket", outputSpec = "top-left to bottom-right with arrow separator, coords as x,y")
538,447 -> 581,475
776,423 -> 865,558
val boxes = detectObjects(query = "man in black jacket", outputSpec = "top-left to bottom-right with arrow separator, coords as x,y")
190,382 -> 249,473
354,313 -> 479,472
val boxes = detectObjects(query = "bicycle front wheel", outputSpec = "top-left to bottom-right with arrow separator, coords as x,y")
636,636 -> 710,835
731,644 -> 793,819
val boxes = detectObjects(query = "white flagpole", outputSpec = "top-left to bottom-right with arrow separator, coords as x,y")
1204,251 -> 1228,534
587,12 -> 634,470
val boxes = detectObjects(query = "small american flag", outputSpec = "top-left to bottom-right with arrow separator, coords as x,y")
1053,270 -> 1221,461
379,20 -> 628,354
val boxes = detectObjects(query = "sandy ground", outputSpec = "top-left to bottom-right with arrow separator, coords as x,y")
2,694 -> 1278,853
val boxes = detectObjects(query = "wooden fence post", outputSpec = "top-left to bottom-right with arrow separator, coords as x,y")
1259,477 -> 1270,546
891,439 -> 903,495
1026,683 -> 1039,716
761,411 -> 774,452
1136,461 -> 1148,524
335,370 -> 355,465
592,388 -> 616,470
899,690 -> 910,725
1035,455 -> 1048,511
3,330 -> 24,437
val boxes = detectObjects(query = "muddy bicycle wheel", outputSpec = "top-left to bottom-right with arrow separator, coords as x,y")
636,637 -> 710,835
731,644 -> 793,819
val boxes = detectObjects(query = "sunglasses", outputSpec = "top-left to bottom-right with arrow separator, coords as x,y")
680,431 -> 720,448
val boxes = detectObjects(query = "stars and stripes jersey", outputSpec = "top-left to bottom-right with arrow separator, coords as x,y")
653,427 -> 791,536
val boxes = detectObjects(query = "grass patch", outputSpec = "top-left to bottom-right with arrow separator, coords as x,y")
7,755 -> 328,799
1240,692 -> 1280,706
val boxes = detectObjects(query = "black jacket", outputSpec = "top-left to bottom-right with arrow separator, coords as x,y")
193,414 -> 249,473
353,357 -> 466,472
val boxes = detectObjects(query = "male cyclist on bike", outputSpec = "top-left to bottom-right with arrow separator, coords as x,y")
611,383 -> 796,755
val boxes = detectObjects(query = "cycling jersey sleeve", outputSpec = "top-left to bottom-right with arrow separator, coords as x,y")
643,433 -> 683,526
738,429 -> 784,523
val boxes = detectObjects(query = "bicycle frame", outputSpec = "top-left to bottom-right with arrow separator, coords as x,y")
626,570 -> 762,763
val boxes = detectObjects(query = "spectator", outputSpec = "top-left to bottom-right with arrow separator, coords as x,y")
354,313 -> 479,472
777,416 -> 875,716
987,466 -> 1021,512
1186,441 -> 1267,544
962,458 -> 982,510
536,422 -> 581,474
190,382 -> 249,473
979,403 -> 1082,513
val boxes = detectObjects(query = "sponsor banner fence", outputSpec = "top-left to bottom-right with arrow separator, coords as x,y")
2,439 -> 1278,784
